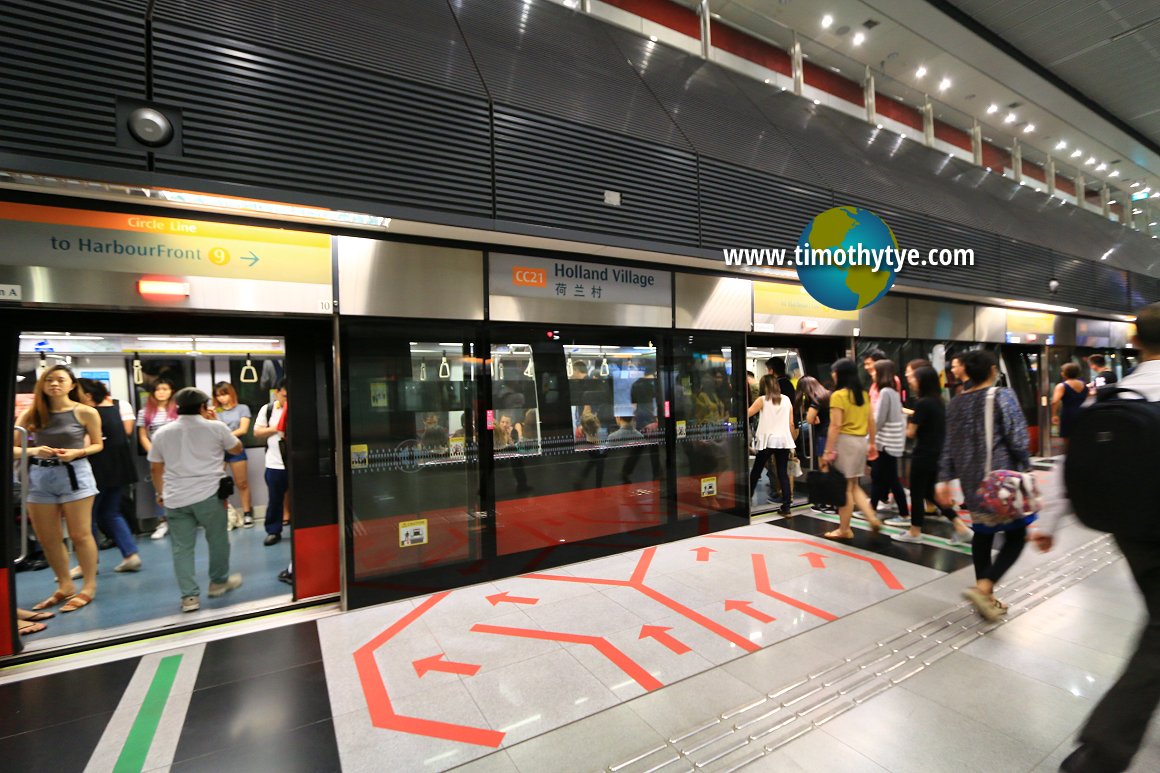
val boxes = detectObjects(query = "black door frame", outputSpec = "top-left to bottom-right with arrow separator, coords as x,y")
1,307 -> 336,660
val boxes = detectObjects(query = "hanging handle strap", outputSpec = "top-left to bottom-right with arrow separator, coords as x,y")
239,355 -> 258,384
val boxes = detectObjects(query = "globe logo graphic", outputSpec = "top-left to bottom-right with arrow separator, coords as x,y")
796,206 -> 899,311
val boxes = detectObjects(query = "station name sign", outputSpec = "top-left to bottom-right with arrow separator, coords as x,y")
491,253 -> 670,307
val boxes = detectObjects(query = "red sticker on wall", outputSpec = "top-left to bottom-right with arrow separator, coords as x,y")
664,400 -> 671,418
486,409 -> 495,430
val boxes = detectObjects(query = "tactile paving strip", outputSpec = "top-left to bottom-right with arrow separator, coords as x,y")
607,534 -> 1120,773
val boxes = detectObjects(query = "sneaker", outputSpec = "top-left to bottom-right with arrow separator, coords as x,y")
277,568 -> 293,586
778,504 -> 793,516
950,530 -> 973,546
151,522 -> 169,540
181,596 -> 200,613
962,588 -> 1004,622
884,517 -> 912,528
892,531 -> 924,544
208,573 -> 243,598
810,503 -> 830,514
114,554 -> 142,573
264,533 -> 282,546
243,512 -> 254,528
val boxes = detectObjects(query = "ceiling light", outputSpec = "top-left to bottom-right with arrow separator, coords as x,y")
1131,181 -> 1141,188
876,123 -> 883,129
1096,163 -> 1107,171
137,336 -> 194,342
822,14 -> 833,28
1004,300 -> 1078,313
1101,250 -> 1113,260
1150,221 -> 1158,226
852,32 -> 865,45
813,99 -> 821,105
1055,140 -> 1067,150
915,66 -> 927,78
1153,192 -> 1160,198
1135,208 -> 1144,215
1109,170 -> 1120,177
648,35 -> 657,42
938,77 -> 951,91
19,335 -> 105,341
1004,112 -> 1016,123
1070,149 -> 1082,158
1023,123 -> 1035,133
987,104 -> 999,114
1085,157 -> 1096,165
900,133 -> 907,139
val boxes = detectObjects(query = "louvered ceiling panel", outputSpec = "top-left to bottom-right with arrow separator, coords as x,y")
494,107 -> 699,247
0,0 -> 148,167
153,0 -> 487,98
699,159 -> 831,251
151,25 -> 493,217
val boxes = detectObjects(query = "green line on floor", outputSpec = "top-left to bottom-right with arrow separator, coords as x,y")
113,654 -> 183,773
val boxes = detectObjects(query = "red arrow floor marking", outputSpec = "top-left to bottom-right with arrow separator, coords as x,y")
691,547 -> 716,562
524,547 -> 760,652
707,535 -> 905,590
413,653 -> 482,678
725,600 -> 775,624
639,625 -> 691,655
472,623 -> 663,691
486,591 -> 539,606
354,592 -> 505,748
751,554 -> 838,622
801,552 -> 827,569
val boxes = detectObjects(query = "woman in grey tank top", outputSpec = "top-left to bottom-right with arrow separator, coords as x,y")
13,365 -> 104,613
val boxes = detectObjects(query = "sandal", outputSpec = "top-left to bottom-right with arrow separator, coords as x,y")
17,610 -> 55,622
18,620 -> 46,636
61,592 -> 94,613
991,598 -> 1009,614
32,590 -> 71,611
823,529 -> 854,540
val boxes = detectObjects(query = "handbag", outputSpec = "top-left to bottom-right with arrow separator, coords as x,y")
974,387 -> 1041,530
788,453 -> 803,479
807,468 -> 847,507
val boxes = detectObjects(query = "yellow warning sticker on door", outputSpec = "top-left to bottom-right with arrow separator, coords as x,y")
400,519 -> 428,547
350,444 -> 369,470
700,476 -> 718,497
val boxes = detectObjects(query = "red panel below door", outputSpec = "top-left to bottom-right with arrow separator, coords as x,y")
294,525 -> 340,599
0,568 -> 12,657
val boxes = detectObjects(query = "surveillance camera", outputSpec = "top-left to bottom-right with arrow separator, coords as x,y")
1048,278 -> 1060,294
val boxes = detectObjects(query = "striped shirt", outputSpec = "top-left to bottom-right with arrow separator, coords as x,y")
874,387 -> 906,457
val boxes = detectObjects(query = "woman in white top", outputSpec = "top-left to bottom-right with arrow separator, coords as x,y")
747,374 -> 798,515
868,360 -> 910,521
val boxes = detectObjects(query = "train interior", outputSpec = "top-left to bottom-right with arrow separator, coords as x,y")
13,330 -> 293,652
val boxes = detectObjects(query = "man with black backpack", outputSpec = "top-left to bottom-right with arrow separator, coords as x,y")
1061,301 -> 1160,773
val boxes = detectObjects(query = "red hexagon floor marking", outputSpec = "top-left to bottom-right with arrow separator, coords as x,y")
470,623 -> 663,691
705,535 -> 905,590
354,591 -> 505,748
524,546 -> 761,653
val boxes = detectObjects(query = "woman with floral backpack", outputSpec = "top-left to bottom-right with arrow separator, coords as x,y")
936,349 -> 1038,621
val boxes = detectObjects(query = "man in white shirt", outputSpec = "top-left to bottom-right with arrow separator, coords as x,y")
254,379 -> 288,546
149,388 -> 244,612
1062,302 -> 1160,773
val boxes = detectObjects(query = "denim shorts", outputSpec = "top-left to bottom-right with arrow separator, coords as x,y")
27,458 -> 99,504
225,449 -> 247,463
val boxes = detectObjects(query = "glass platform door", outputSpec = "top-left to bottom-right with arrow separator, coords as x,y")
341,323 -> 484,606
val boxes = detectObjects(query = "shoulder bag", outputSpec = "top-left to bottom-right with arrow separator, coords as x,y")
974,387 -> 1041,530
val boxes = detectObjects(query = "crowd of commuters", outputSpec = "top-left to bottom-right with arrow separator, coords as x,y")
13,368 -> 290,630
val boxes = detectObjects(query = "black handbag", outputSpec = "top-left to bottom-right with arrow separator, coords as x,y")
806,468 -> 847,507
216,475 -> 235,500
